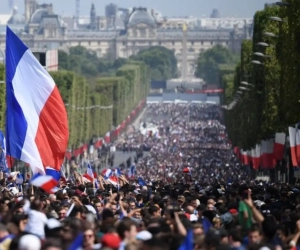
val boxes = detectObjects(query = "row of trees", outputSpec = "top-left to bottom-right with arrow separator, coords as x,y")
195,45 -> 239,85
131,46 -> 178,81
59,46 -> 178,81
224,1 -> 300,149
0,59 -> 149,149
51,60 -> 149,148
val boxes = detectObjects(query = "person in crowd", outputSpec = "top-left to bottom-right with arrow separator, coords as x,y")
0,103 -> 299,250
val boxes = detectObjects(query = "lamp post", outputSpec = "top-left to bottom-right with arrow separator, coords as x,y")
257,42 -> 270,47
264,32 -> 278,38
254,52 -> 272,58
241,81 -> 254,86
251,60 -> 263,65
269,16 -> 283,22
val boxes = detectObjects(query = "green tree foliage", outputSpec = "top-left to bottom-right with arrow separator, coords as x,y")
131,46 -> 178,81
58,46 -> 125,79
50,60 -> 149,148
224,2 -> 300,150
195,45 -> 239,84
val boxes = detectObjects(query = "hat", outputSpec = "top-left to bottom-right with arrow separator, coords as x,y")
228,209 -> 238,215
101,233 -> 121,248
177,195 -> 185,202
220,212 -> 233,225
46,218 -> 61,230
18,234 -> 41,250
136,230 -> 152,241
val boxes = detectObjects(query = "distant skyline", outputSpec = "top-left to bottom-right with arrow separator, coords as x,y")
1,0 -> 276,18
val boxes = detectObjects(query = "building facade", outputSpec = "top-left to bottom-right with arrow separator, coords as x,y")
0,4 -> 252,77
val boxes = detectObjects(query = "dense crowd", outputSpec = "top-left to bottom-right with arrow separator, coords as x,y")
1,103 -> 300,250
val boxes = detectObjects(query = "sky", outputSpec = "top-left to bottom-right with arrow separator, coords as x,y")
1,0 -> 276,18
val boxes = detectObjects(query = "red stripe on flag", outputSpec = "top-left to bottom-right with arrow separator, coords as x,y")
35,86 -> 69,171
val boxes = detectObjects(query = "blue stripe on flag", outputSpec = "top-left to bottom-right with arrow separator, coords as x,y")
5,26 -> 28,159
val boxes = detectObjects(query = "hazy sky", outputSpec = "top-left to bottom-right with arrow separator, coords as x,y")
1,0 -> 275,18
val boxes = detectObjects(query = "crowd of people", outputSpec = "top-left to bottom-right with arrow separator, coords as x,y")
0,103 -> 300,250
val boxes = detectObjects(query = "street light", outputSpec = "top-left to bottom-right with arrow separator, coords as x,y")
269,16 -> 283,22
239,86 -> 250,91
264,32 -> 277,37
254,52 -> 272,58
257,42 -> 270,47
241,81 -> 254,86
252,60 -> 263,65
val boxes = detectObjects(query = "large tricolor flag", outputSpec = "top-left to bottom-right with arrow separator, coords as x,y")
5,26 -> 69,175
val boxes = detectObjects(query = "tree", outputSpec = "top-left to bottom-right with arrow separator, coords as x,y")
195,45 -> 239,84
58,46 -> 127,78
131,46 -> 178,81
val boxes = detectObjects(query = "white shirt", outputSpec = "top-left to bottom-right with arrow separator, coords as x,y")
23,200 -> 48,238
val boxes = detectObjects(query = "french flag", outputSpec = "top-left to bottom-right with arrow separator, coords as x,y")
5,27 -> 69,175
30,174 -> 58,193
101,169 -> 112,180
273,132 -> 286,160
83,163 -> 96,182
105,132 -> 110,144
289,126 -> 300,166
260,140 -> 275,168
45,167 -> 61,182
114,168 -> 121,177
128,165 -> 135,178
107,176 -> 118,186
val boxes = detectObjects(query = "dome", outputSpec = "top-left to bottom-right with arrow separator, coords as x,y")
30,9 -> 48,24
7,7 -> 24,24
128,8 -> 155,26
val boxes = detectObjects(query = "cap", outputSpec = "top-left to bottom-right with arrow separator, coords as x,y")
228,209 -> 238,215
136,230 -> 152,241
46,218 -> 61,230
220,212 -> 233,225
18,234 -> 41,250
101,233 -> 121,248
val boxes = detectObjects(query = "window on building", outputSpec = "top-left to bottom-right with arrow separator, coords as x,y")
172,41 -> 175,46
211,41 -> 213,45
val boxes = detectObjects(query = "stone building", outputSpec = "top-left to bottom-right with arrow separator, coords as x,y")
0,4 -> 252,77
